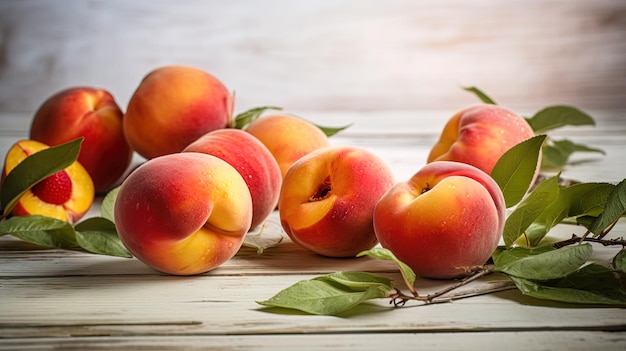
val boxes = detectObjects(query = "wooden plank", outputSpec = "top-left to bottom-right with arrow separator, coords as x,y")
1,331 -> 625,351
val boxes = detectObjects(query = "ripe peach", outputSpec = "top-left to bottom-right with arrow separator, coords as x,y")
245,114 -> 330,178
373,161 -> 506,279
279,145 -> 394,257
183,129 -> 281,230
114,152 -> 253,275
427,104 -> 537,175
124,65 -> 233,159
29,87 -> 132,193
2,140 -> 94,223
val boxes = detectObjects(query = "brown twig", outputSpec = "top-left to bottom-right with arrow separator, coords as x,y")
553,233 -> 626,249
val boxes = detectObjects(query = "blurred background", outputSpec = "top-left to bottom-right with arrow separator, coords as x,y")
0,0 -> 624,118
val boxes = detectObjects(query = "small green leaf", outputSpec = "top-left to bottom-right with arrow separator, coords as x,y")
613,249 -> 626,273
74,217 -> 132,258
256,272 -> 393,315
589,179 -> 626,236
358,248 -> 416,291
462,86 -> 497,104
101,186 -> 120,223
526,105 -> 595,134
509,264 -> 626,306
0,215 -> 79,249
316,123 -> 352,137
1,138 -> 83,218
233,106 -> 282,129
541,138 -> 605,169
502,174 -> 560,247
491,135 -> 546,208
494,244 -> 592,280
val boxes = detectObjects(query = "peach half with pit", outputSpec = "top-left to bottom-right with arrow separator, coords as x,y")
2,139 -> 94,223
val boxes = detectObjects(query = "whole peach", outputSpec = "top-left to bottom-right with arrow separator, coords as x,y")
245,114 -> 329,178
114,152 -> 252,275
373,161 -> 506,279
427,104 -> 537,175
124,65 -> 232,159
29,87 -> 132,193
183,129 -> 282,230
279,145 -> 394,257
2,140 -> 94,223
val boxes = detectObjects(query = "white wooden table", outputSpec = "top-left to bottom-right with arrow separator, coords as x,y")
1,110 -> 625,350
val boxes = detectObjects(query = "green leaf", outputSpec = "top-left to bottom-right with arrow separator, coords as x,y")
256,272 -> 393,315
315,123 -> 352,137
613,249 -> 626,273
526,105 -> 595,134
233,106 -> 282,129
491,135 -> 546,208
1,138 -> 83,218
316,272 -> 393,292
509,264 -> 626,306
0,215 -> 79,249
502,174 -> 561,247
101,186 -> 120,223
74,217 -> 132,258
566,182 -> 615,218
541,139 -> 605,169
357,248 -> 416,290
494,244 -> 592,280
589,179 -> 626,236
462,86 -> 497,104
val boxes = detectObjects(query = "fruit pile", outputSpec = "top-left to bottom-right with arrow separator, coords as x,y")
0,65 -> 573,278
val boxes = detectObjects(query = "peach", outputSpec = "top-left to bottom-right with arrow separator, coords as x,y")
245,114 -> 330,178
114,152 -> 252,275
373,161 -> 506,279
279,145 -> 394,257
124,65 -> 233,160
427,104 -> 537,175
29,87 -> 132,193
2,140 -> 94,223
183,129 -> 281,230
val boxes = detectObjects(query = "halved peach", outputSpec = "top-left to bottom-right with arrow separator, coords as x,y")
2,140 -> 94,223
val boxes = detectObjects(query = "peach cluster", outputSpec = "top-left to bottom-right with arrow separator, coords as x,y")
2,65 -> 540,279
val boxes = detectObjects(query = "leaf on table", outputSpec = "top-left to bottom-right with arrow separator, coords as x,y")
0,138 -> 83,218
526,105 -> 595,134
589,179 -> 626,236
256,272 -> 393,315
100,186 -> 120,223
509,263 -> 626,306
242,220 -> 284,254
462,86 -> 497,104
74,217 -> 132,258
493,243 -> 593,281
357,247 -> 416,291
0,215 -> 79,249
502,174 -> 560,247
491,135 -> 546,208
